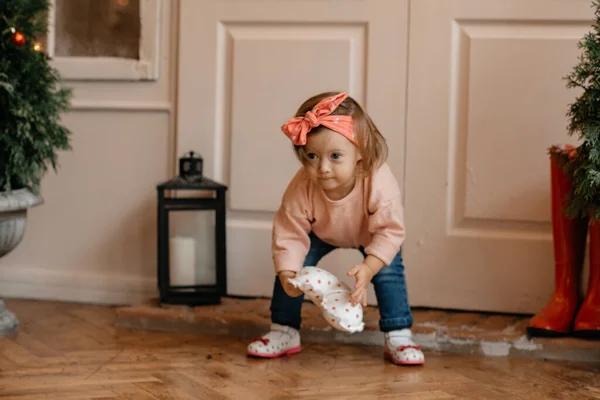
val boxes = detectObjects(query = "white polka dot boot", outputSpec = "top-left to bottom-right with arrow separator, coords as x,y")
247,323 -> 301,358
383,329 -> 424,366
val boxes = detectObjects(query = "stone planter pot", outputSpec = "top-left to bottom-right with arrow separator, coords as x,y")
0,187 -> 43,335
0,188 -> 43,257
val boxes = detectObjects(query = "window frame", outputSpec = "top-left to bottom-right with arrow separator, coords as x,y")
47,0 -> 162,81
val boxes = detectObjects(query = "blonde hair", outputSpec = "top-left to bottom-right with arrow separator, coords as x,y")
291,91 -> 388,176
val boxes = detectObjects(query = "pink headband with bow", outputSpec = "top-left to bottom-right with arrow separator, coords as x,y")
281,92 -> 356,146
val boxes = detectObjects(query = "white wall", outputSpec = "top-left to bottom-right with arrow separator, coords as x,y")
0,0 -> 593,313
0,0 -> 177,305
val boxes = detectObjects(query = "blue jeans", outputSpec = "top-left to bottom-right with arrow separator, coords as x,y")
270,232 -> 413,332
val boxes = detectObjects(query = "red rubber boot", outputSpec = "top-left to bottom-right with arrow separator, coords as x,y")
573,220 -> 600,339
527,148 -> 589,337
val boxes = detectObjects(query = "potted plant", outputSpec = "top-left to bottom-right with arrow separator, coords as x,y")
528,0 -> 600,339
0,0 -> 72,335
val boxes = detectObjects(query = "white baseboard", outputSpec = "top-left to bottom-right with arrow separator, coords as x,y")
0,266 -> 157,305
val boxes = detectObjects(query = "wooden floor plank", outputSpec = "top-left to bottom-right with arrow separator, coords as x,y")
0,299 -> 597,399
109,383 -> 162,399
0,388 -> 117,400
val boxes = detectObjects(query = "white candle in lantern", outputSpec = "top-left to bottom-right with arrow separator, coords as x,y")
169,236 -> 196,286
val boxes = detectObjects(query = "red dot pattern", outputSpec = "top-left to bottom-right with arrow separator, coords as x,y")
295,267 -> 364,332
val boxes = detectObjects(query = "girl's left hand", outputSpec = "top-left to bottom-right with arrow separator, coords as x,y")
347,263 -> 376,306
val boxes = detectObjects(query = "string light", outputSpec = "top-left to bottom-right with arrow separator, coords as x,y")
33,42 -> 42,52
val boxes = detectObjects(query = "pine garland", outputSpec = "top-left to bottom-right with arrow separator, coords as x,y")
0,0 -> 72,193
558,0 -> 600,221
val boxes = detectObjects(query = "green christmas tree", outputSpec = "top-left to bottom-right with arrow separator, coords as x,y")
0,0 -> 72,193
557,0 -> 600,221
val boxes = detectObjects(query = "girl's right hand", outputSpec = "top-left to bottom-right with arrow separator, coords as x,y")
278,271 -> 303,297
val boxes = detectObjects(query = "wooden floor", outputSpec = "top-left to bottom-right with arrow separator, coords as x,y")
0,300 -> 599,399
117,297 -> 600,362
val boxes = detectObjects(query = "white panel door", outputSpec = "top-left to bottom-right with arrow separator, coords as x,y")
405,0 -> 592,313
176,0 -> 409,301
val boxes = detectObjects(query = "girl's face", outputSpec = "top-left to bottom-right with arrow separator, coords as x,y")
303,128 -> 362,200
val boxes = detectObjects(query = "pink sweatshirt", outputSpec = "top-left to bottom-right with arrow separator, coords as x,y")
272,162 -> 405,273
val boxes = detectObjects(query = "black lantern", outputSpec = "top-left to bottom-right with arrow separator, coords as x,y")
156,151 -> 228,305
179,151 -> 203,179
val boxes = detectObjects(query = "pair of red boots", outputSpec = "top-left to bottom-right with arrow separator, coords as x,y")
527,147 -> 600,339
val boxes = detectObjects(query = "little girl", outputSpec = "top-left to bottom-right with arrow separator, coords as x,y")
247,92 -> 424,366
